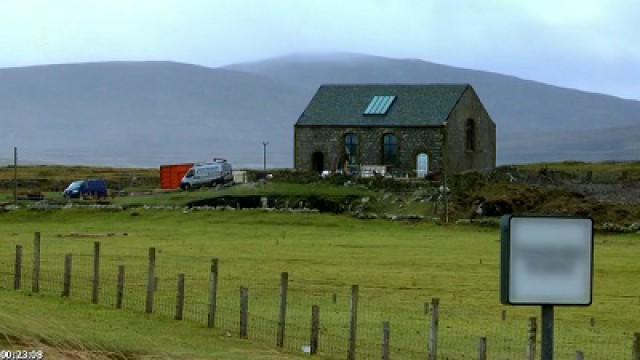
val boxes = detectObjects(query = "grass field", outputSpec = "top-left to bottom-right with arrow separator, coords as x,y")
0,291 -> 306,359
516,161 -> 640,176
0,165 -> 158,197
112,182 -> 375,207
0,165 -> 158,183
515,161 -> 640,180
3,161 -> 640,227
1,209 -> 639,359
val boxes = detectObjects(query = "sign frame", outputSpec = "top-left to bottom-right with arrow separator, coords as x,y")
500,215 -> 594,306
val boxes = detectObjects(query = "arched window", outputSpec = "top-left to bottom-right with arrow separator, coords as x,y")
344,133 -> 358,165
383,134 -> 398,164
416,153 -> 429,178
465,119 -> 476,151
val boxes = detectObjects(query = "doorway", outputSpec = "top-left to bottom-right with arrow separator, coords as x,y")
312,152 -> 324,173
416,153 -> 429,178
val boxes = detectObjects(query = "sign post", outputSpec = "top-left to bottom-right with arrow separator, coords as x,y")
501,216 -> 593,360
541,305 -> 554,360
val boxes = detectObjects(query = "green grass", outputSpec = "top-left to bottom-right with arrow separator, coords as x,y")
0,291 -> 307,359
113,182 -> 374,207
0,209 -> 638,359
2,180 -> 377,213
0,165 -> 158,182
515,161 -> 640,181
0,165 -> 159,196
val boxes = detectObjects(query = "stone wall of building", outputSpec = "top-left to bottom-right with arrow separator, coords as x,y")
294,126 -> 445,176
294,87 -> 496,176
445,87 -> 497,174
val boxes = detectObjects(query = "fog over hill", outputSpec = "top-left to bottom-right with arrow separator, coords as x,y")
227,53 -> 640,164
1,53 -> 638,168
0,61 -> 309,167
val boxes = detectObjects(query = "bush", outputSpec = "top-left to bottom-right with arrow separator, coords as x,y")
269,169 -> 320,184
450,171 -> 487,201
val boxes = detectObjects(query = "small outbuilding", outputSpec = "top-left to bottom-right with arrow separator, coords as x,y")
294,84 -> 496,177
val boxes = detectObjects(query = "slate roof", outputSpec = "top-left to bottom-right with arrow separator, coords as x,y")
295,84 -> 470,127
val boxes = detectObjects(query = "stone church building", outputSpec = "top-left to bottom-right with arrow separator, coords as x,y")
294,84 -> 496,177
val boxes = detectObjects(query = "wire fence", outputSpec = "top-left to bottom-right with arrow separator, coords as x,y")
0,237 -> 638,360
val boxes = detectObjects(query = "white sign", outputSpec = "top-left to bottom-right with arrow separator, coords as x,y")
501,216 -> 593,305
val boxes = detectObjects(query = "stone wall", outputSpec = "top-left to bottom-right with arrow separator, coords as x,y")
445,87 -> 496,174
294,126 -> 444,176
294,86 -> 497,176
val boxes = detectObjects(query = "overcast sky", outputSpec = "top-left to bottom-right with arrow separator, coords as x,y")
0,0 -> 638,100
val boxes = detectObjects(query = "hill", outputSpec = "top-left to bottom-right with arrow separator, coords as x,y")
227,53 -> 640,163
0,61 -> 309,167
1,54 -> 639,167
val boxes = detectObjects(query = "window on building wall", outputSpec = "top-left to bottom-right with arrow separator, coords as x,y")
465,119 -> 476,151
416,153 -> 429,178
383,134 -> 398,164
344,133 -> 358,165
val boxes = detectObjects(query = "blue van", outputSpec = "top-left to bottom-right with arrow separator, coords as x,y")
63,179 -> 108,199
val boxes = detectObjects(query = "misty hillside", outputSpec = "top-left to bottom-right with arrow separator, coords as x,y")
227,53 -> 640,163
0,61 -> 308,167
1,54 -> 639,168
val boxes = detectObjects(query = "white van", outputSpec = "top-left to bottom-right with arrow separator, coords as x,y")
180,159 -> 233,190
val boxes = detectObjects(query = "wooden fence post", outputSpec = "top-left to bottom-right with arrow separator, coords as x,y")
277,272 -> 288,348
528,317 -> 537,360
92,241 -> 100,304
633,332 -> 640,360
575,350 -> 584,360
429,298 -> 440,360
208,258 -> 219,328
145,247 -> 156,314
32,232 -> 40,293
14,245 -> 22,290
310,305 -> 320,355
62,253 -> 72,297
348,285 -> 359,360
240,287 -> 249,339
479,337 -> 487,360
175,273 -> 185,320
116,265 -> 125,309
382,321 -> 390,360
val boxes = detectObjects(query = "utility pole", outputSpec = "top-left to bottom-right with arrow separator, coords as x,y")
444,172 -> 449,224
13,147 -> 17,206
262,141 -> 269,172
441,124 -> 449,224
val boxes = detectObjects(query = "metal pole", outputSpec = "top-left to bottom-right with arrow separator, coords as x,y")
541,305 -> 554,360
13,147 -> 17,206
262,141 -> 268,172
444,173 -> 449,224
441,124 -> 448,224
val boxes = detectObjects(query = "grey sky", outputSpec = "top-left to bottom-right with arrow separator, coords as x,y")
1,0 -> 638,100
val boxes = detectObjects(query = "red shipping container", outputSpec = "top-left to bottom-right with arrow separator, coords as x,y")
160,163 -> 194,190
